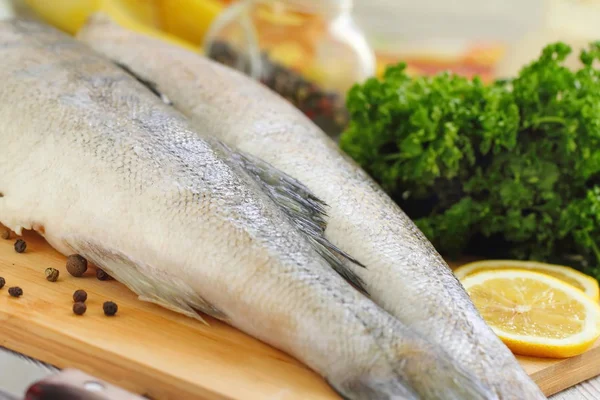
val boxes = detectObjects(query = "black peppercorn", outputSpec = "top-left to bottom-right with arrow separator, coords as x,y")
73,302 -> 86,315
14,239 -> 26,253
1,228 -> 10,240
45,268 -> 59,282
8,287 -> 22,297
73,289 -> 87,303
96,268 -> 112,281
0,277 -> 5,289
103,301 -> 118,316
66,254 -> 87,277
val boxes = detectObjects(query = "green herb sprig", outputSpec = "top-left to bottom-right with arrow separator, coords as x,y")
340,42 -> 600,279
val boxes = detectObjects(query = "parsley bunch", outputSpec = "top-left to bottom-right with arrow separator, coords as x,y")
340,42 -> 600,279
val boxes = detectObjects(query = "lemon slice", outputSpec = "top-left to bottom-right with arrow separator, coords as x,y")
454,260 -> 599,302
461,269 -> 600,358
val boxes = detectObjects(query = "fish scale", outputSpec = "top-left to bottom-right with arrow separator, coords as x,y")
77,12 -> 547,400
0,18 -> 492,400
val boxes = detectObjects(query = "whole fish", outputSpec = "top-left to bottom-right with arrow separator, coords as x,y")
0,18 -> 493,400
78,14 -> 547,400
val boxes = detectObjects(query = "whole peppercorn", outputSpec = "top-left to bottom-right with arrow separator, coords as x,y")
103,301 -> 118,316
66,254 -> 87,277
1,228 -> 10,240
96,268 -> 112,281
73,302 -> 86,316
72,289 -> 87,303
14,239 -> 26,253
8,287 -> 22,297
0,277 -> 5,289
45,268 -> 59,282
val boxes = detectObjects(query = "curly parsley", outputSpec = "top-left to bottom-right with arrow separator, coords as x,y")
340,42 -> 600,279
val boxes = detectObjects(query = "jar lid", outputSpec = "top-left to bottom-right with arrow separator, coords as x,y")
283,0 -> 353,15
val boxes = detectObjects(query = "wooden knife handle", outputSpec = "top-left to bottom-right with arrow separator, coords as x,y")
24,369 -> 148,400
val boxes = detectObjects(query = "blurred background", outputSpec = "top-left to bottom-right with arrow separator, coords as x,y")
2,0 -> 599,136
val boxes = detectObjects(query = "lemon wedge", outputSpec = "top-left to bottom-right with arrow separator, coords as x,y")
461,269 -> 600,358
454,259 -> 599,302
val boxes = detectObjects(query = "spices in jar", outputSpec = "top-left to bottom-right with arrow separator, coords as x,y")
73,289 -> 87,303
8,286 -> 23,297
14,239 -> 26,253
73,302 -> 87,316
103,301 -> 118,316
204,0 -> 375,139
66,254 -> 88,277
45,268 -> 60,282
207,40 -> 351,137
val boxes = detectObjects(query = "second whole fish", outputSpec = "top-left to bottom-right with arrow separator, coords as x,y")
78,13 -> 547,399
0,18 -> 493,400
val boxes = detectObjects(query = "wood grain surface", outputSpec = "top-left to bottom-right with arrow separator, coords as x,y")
0,230 -> 598,399
520,341 -> 600,397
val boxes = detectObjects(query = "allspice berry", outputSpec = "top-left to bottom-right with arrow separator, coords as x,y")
0,277 -> 5,289
66,254 -> 87,277
73,302 -> 86,316
8,287 -> 22,297
45,268 -> 59,282
96,268 -> 112,281
1,228 -> 10,240
14,239 -> 26,253
103,301 -> 118,316
72,289 -> 87,303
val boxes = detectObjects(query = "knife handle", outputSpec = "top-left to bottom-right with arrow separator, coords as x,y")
24,369 -> 148,400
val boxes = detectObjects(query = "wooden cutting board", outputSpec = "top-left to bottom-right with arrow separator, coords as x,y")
0,230 -> 598,399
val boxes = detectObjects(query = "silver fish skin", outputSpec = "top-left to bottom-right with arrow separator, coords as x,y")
0,18 -> 494,400
77,14 -> 546,400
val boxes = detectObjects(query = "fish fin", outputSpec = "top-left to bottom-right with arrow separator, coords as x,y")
232,151 -> 369,295
335,344 -> 497,400
60,237 -> 228,323
110,56 -> 369,294
138,295 -> 209,325
391,347 -> 498,400
333,376 -> 419,400
113,61 -> 173,106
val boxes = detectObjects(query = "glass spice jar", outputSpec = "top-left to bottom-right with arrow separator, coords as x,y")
203,0 -> 375,138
